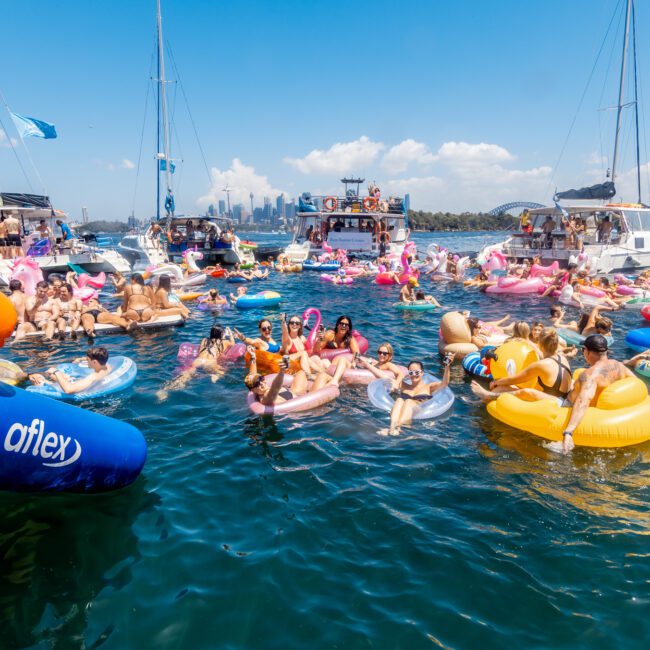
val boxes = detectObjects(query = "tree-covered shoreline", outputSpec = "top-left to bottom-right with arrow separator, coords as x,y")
408,210 -> 517,232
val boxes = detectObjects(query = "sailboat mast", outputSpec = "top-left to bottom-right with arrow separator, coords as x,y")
611,0 -> 632,184
157,0 -> 173,212
156,2 -> 161,221
631,0 -> 642,204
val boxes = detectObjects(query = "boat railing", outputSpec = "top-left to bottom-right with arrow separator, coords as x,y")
299,195 -> 405,215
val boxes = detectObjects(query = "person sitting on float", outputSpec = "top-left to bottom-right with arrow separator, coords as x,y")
414,290 -> 441,307
313,315 -> 361,356
281,313 -> 329,374
229,286 -> 248,304
244,353 -> 343,407
387,356 -> 453,435
157,325 -> 236,400
29,346 -> 111,395
399,277 -> 419,302
471,328 -> 572,405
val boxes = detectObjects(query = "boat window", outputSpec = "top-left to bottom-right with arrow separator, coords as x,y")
624,211 -> 650,231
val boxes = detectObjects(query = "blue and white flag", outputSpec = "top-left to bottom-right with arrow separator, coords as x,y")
554,200 -> 569,220
10,112 -> 57,139
159,159 -> 176,174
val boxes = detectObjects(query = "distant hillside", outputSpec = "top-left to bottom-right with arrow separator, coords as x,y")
408,210 -> 517,232
78,220 -> 128,234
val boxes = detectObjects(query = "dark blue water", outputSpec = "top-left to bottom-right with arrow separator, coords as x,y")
3,231 -> 650,650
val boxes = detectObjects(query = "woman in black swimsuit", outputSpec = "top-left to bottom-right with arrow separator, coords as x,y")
388,356 -> 453,434
470,328 -> 573,404
313,315 -> 360,355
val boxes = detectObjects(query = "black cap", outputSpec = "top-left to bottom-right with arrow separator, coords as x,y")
583,334 -> 608,352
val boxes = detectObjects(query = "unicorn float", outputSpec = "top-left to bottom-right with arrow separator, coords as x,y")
146,250 -> 206,288
9,257 -> 44,296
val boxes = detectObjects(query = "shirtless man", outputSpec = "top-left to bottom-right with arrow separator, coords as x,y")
56,283 -> 83,340
399,278 -> 419,302
26,280 -> 59,339
149,221 -> 163,249
0,216 -> 8,258
30,346 -> 111,395
561,334 -> 634,453
122,273 -> 156,323
81,298 -> 133,339
4,213 -> 23,256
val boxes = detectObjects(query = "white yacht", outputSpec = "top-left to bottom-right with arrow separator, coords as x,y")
284,178 -> 409,261
0,193 -> 131,286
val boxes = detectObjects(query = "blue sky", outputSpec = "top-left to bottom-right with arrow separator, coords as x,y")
1,0 -> 649,220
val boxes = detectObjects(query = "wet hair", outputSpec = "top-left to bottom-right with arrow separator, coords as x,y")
594,316 -> 612,334
158,274 -> 172,292
335,315 -> 353,345
550,305 -> 563,317
577,312 -> 590,333
9,279 -> 22,292
258,318 -> 272,330
415,290 -> 425,300
467,317 -> 480,332
408,360 -> 424,371
539,328 -> 559,356
200,325 -> 225,357
511,321 -> 530,340
36,280 -> 49,290
584,334 -> 608,353
87,346 -> 109,366
131,273 -> 145,286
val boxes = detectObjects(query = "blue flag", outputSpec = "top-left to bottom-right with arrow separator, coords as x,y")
10,112 -> 57,139
554,200 -> 569,219
159,159 -> 176,174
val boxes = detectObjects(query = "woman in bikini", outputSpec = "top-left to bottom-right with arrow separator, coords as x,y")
157,325 -> 236,400
81,298 -> 133,339
152,274 -> 190,319
281,313 -> 329,374
388,356 -> 453,435
471,328 -> 573,405
122,273 -> 157,323
353,342 -> 407,381
313,315 -> 360,356
234,318 -> 281,353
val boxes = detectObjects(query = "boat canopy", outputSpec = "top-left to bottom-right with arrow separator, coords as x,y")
554,181 -> 616,202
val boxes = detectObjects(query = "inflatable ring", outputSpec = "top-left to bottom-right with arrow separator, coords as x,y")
363,197 -> 377,211
26,356 -> 138,402
394,301 -> 437,311
0,359 -> 26,386
247,373 -> 340,415
323,196 -> 338,212
487,376 -> 650,448
367,373 -> 455,420
235,291 -> 282,310
245,350 -> 301,375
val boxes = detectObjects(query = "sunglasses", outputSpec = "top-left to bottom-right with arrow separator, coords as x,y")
289,321 -> 301,326
252,376 -> 265,388
260,326 -> 272,332
338,322 -> 350,328
377,350 -> 390,356
409,370 -> 422,377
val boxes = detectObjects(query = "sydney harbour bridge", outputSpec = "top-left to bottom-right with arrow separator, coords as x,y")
487,201 -> 546,216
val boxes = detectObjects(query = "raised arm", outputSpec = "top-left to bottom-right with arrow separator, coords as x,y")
261,370 -> 286,406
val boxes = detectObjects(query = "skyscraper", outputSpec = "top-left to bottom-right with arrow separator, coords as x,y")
232,203 -> 244,223
276,194 -> 285,220
218,200 -> 226,216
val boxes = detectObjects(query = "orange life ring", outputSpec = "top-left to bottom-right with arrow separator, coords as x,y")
363,197 -> 378,211
323,196 -> 338,212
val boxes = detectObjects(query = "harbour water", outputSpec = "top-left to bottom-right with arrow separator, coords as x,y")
2,231 -> 650,649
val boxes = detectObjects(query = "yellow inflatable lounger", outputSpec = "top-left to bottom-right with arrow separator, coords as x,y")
487,377 -> 650,448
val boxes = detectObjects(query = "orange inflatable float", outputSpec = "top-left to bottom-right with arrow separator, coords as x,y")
245,349 -> 301,375
0,293 -> 17,348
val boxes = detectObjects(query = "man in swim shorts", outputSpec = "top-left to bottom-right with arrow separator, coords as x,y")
29,347 -> 111,395
560,334 -> 634,453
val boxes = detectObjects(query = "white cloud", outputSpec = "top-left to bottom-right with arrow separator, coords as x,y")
121,158 -> 135,169
381,139 -> 436,173
284,136 -> 385,175
436,141 -> 515,167
197,158 -> 286,209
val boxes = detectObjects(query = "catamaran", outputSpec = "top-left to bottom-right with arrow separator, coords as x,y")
0,193 -> 130,286
481,0 -> 649,274
284,178 -> 409,261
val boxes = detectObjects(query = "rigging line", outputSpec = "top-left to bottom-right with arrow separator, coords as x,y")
0,113 -> 33,192
131,77 -> 153,217
166,45 -> 212,186
631,0 -> 642,203
544,0 -> 624,197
